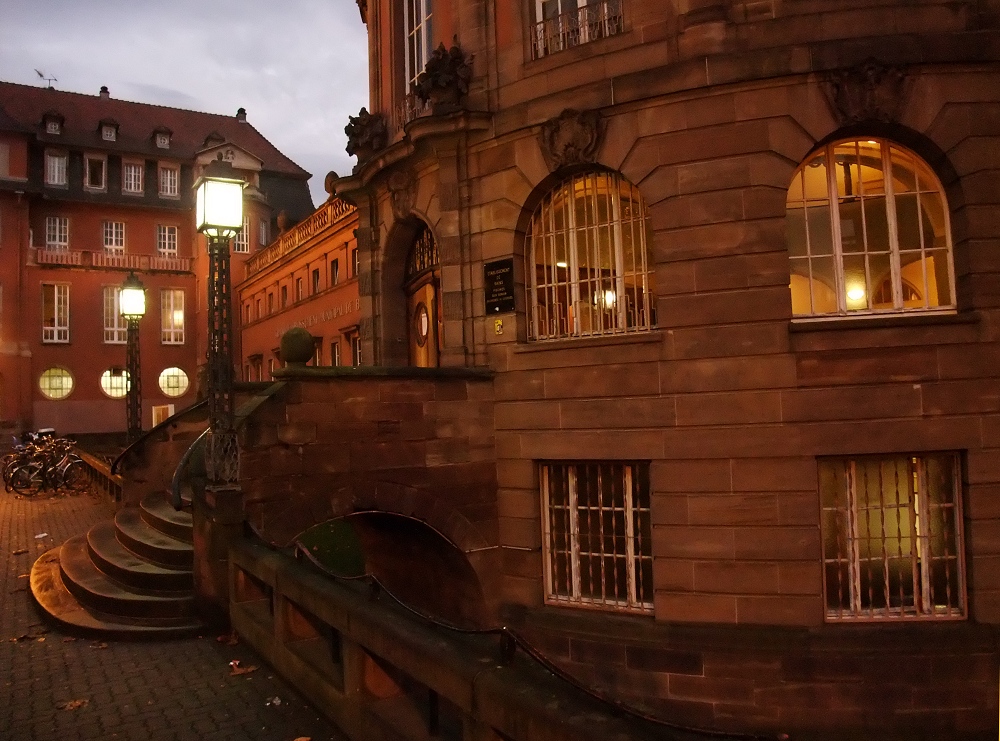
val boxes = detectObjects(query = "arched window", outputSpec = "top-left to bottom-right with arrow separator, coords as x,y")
39,367 -> 73,400
787,138 -> 955,317
526,171 -> 655,340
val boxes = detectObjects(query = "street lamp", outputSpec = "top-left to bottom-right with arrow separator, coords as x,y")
119,272 -> 146,443
193,154 -> 244,484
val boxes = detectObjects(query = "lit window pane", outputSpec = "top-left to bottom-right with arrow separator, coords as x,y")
158,367 -> 189,398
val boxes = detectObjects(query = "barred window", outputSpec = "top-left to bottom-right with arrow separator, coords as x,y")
787,139 -> 955,317
45,216 -> 68,248
103,286 -> 128,343
160,289 -> 184,344
541,462 -> 653,613
526,171 -> 655,340
103,221 -> 125,252
157,225 -> 177,256
820,453 -> 966,621
42,284 -> 69,343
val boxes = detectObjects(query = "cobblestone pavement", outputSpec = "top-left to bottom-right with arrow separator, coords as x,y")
1,488 -> 347,741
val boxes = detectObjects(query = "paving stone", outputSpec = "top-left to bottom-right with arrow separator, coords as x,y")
1,488 -> 347,741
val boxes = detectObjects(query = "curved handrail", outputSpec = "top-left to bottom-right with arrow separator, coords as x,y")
110,400 -> 208,476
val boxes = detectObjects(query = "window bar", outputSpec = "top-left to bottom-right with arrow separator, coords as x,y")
914,171 -> 929,309
846,461 -> 862,615
611,182 -> 627,332
826,147 -> 847,313
568,466 -> 581,601
881,143 -> 903,311
889,458 -> 905,615
623,465 -> 636,607
832,468 -> 849,619
568,178 -> 581,336
914,457 -> 932,614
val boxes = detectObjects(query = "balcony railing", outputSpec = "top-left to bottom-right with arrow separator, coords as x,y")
393,93 -> 432,136
34,247 -> 82,266
532,0 -> 624,59
245,198 -> 357,278
32,247 -> 192,272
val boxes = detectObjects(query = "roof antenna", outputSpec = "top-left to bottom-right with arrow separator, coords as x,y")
34,69 -> 57,89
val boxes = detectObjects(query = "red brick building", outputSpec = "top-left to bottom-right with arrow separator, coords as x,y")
0,81 -> 312,437
235,0 -> 999,737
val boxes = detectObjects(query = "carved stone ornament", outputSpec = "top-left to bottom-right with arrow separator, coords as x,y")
413,40 -> 473,114
355,0 -> 367,24
387,168 -> 416,221
826,59 -> 908,126
539,109 -> 603,172
344,107 -> 387,163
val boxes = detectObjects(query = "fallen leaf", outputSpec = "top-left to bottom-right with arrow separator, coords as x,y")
17,573 -> 29,579
35,532 -> 48,539
293,737 -> 312,741
230,664 -> 258,676
12,549 -> 28,555
62,699 -> 88,711
36,637 -> 45,642
62,637 -> 77,643
90,642 -> 108,650
216,632 -> 239,646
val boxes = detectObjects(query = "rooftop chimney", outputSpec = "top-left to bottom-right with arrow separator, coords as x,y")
99,86 -> 110,100
236,107 -> 247,122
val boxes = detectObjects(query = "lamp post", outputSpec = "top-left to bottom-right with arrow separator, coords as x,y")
119,272 -> 146,443
193,154 -> 244,486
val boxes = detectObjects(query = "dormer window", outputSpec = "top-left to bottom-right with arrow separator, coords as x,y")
42,112 -> 64,135
102,124 -> 117,141
156,133 -> 170,149
46,120 -> 61,135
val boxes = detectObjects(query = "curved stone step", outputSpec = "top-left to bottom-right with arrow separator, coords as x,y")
59,535 -> 196,621
87,521 -> 193,591
31,547 -> 204,639
140,493 -> 193,543
115,507 -> 193,568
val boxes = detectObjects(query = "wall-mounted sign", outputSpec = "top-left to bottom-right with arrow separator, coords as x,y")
484,259 -> 515,314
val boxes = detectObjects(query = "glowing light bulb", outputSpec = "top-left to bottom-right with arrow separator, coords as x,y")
847,286 -> 866,302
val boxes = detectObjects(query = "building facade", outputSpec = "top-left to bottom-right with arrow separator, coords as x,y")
313,0 -> 1000,737
0,82 -> 312,436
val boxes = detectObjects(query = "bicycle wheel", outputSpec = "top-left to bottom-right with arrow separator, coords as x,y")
60,461 -> 89,492
10,465 -> 41,496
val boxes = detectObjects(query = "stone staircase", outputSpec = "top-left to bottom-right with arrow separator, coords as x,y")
30,492 -> 205,638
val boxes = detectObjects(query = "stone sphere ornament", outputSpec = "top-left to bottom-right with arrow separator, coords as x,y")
280,327 -> 314,367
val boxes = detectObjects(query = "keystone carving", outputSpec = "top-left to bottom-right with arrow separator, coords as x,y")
345,107 -> 387,163
539,109 -> 603,171
413,41 -> 473,114
826,59 -> 908,126
387,168 -> 417,221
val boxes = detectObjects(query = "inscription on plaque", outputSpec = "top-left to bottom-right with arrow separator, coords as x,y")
484,259 -> 515,314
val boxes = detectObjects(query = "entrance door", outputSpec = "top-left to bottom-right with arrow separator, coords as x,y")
407,277 -> 439,367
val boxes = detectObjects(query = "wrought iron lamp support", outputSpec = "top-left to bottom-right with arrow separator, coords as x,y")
125,316 -> 142,443
205,232 -> 240,484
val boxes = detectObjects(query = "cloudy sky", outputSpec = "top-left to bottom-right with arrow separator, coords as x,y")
0,0 -> 369,208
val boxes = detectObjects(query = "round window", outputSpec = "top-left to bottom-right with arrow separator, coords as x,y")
158,367 -> 190,398
413,303 -> 430,347
100,368 -> 130,399
39,367 -> 74,400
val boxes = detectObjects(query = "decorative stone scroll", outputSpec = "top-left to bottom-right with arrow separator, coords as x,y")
538,109 -> 602,172
387,168 -> 417,221
345,107 -> 387,163
826,59 -> 908,126
413,41 -> 473,115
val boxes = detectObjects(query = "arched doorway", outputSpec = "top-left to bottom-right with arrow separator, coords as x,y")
404,223 -> 440,367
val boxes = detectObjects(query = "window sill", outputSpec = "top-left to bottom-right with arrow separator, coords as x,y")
514,329 -> 663,354
788,310 -> 978,333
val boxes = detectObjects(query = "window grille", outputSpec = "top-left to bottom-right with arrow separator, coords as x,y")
103,286 -> 127,343
123,162 -> 143,194
405,225 -> 438,282
159,166 -> 179,197
45,152 -> 67,185
526,171 -> 655,340
42,284 -> 69,342
160,289 -> 185,344
157,225 -> 178,256
787,139 -> 955,317
820,453 -> 965,621
45,216 -> 68,249
103,221 -> 125,252
541,462 -> 653,613
532,0 -> 624,59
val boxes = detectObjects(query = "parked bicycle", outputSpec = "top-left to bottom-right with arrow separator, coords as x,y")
2,434 -> 89,496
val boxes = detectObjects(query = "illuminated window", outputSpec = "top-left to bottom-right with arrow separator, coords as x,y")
541,461 -> 653,613
122,161 -> 143,194
787,139 -> 956,317
532,0 -> 624,59
159,165 -> 179,197
45,216 -> 69,249
41,284 -> 69,342
158,367 -> 189,398
103,221 -> 125,252
103,286 -> 127,343
821,453 -> 965,621
526,171 -> 656,340
39,367 -> 73,400
160,289 -> 184,344
405,0 -> 434,88
100,368 -> 129,399
233,217 -> 250,253
45,151 -> 67,186
157,225 -> 178,256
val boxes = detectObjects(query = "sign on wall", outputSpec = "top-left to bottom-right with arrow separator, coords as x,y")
484,259 -> 515,314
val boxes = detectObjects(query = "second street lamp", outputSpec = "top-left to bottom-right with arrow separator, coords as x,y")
119,272 -> 146,443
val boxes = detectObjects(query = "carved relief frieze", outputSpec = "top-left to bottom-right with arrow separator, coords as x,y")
826,59 -> 909,126
387,168 -> 417,221
538,109 -> 603,172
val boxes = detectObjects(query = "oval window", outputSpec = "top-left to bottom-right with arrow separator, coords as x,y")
100,368 -> 129,399
39,367 -> 74,400
158,367 -> 189,398
413,303 -> 429,347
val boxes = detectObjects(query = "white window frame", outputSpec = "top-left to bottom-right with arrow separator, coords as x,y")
160,289 -> 185,344
84,154 -> 106,190
45,151 -> 67,186
103,286 -> 128,343
158,164 -> 179,198
404,0 -> 434,88
259,218 -> 269,247
820,453 -> 966,622
45,120 -> 61,135
331,340 -> 341,366
41,283 -> 70,343
155,133 -> 170,149
351,336 -> 362,366
157,224 -> 178,256
122,161 -> 144,194
103,221 -> 125,252
787,138 -> 957,319
540,461 -> 653,613
526,170 -> 656,341
233,216 -> 250,253
102,124 -> 117,142
45,216 -> 68,249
